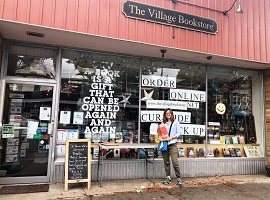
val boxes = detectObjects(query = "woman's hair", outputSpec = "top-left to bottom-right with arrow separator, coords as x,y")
162,108 -> 175,123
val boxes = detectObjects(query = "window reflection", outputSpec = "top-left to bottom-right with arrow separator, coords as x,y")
7,45 -> 56,79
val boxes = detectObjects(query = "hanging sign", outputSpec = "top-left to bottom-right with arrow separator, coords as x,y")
122,0 -> 218,34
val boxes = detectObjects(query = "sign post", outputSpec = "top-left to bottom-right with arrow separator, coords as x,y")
64,139 -> 91,191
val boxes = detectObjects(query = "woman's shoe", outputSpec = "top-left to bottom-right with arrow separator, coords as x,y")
177,180 -> 183,186
163,178 -> 172,184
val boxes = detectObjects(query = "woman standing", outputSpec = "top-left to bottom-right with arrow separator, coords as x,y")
158,108 -> 183,186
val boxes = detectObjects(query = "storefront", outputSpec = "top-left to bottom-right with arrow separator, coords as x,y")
0,0 -> 269,184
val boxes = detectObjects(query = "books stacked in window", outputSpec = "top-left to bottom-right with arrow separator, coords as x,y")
92,132 -> 101,143
187,147 -> 195,158
232,136 -> 239,144
178,148 -> 185,157
234,148 -> 242,157
225,137 -> 231,144
238,136 -> 245,144
115,132 -> 123,143
229,148 -> 237,157
214,148 -> 220,157
207,148 -> 214,157
197,148 -> 205,157
220,136 -> 225,144
223,148 -> 231,157
222,148 -> 243,157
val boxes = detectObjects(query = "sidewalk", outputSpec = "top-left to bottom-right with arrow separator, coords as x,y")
1,174 -> 270,200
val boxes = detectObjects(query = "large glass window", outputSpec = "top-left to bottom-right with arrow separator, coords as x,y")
7,45 -> 56,79
207,67 -> 262,157
56,49 -> 263,159
56,50 -> 140,158
141,61 -> 206,148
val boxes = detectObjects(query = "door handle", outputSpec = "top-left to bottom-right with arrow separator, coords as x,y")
48,122 -> 54,135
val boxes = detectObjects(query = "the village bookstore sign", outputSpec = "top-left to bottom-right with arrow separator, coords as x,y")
122,0 -> 218,34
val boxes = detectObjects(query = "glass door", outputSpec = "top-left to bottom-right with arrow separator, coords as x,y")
0,81 -> 56,184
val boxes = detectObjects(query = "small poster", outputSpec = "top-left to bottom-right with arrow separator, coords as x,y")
60,111 -> 71,124
20,150 -> 26,157
10,107 -> 22,114
27,121 -> 39,138
7,138 -> 19,146
73,112 -> 84,125
21,143 -> 29,150
10,99 -> 23,107
67,129 -> 79,140
56,129 -> 68,144
243,146 -> 263,157
39,107 -> 51,121
6,154 -> 18,162
9,114 -> 22,122
2,124 -> 14,138
6,146 -> 19,154
149,123 -> 158,135
9,93 -> 24,98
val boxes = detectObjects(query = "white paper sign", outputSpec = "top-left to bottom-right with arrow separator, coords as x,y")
146,100 -> 188,110
142,75 -> 176,88
170,89 -> 206,102
56,129 -> 68,143
180,124 -> 206,136
27,121 -> 39,138
59,111 -> 71,124
39,107 -> 51,121
141,110 -> 191,123
149,123 -> 159,135
73,112 -> 84,125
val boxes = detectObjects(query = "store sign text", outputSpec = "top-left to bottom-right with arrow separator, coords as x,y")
122,1 -> 217,34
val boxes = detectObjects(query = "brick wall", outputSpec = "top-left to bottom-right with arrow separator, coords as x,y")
265,70 -> 270,164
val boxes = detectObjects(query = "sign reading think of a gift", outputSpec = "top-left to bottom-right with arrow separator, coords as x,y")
122,0 -> 218,34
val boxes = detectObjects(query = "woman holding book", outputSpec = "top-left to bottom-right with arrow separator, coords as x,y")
158,108 -> 183,186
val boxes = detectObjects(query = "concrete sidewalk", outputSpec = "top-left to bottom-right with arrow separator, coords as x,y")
1,174 -> 270,200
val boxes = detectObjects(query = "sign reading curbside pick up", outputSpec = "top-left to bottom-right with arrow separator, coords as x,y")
122,0 -> 218,34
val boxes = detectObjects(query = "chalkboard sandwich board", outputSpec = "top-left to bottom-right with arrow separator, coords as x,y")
65,139 -> 91,191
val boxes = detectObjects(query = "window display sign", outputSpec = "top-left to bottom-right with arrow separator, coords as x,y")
142,75 -> 176,88
82,68 -> 120,137
73,112 -> 84,125
141,110 -> 191,123
2,124 -> 15,138
170,89 -> 206,102
39,107 -> 51,121
146,100 -> 188,110
180,124 -> 205,136
27,121 -> 39,139
60,111 -> 71,124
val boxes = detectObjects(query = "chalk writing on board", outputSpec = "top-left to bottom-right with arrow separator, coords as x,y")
68,142 -> 88,180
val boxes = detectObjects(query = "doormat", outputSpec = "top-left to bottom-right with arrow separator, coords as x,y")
0,184 -> 49,195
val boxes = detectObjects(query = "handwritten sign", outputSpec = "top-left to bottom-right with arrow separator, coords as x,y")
65,139 -> 91,191
243,146 -> 263,158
